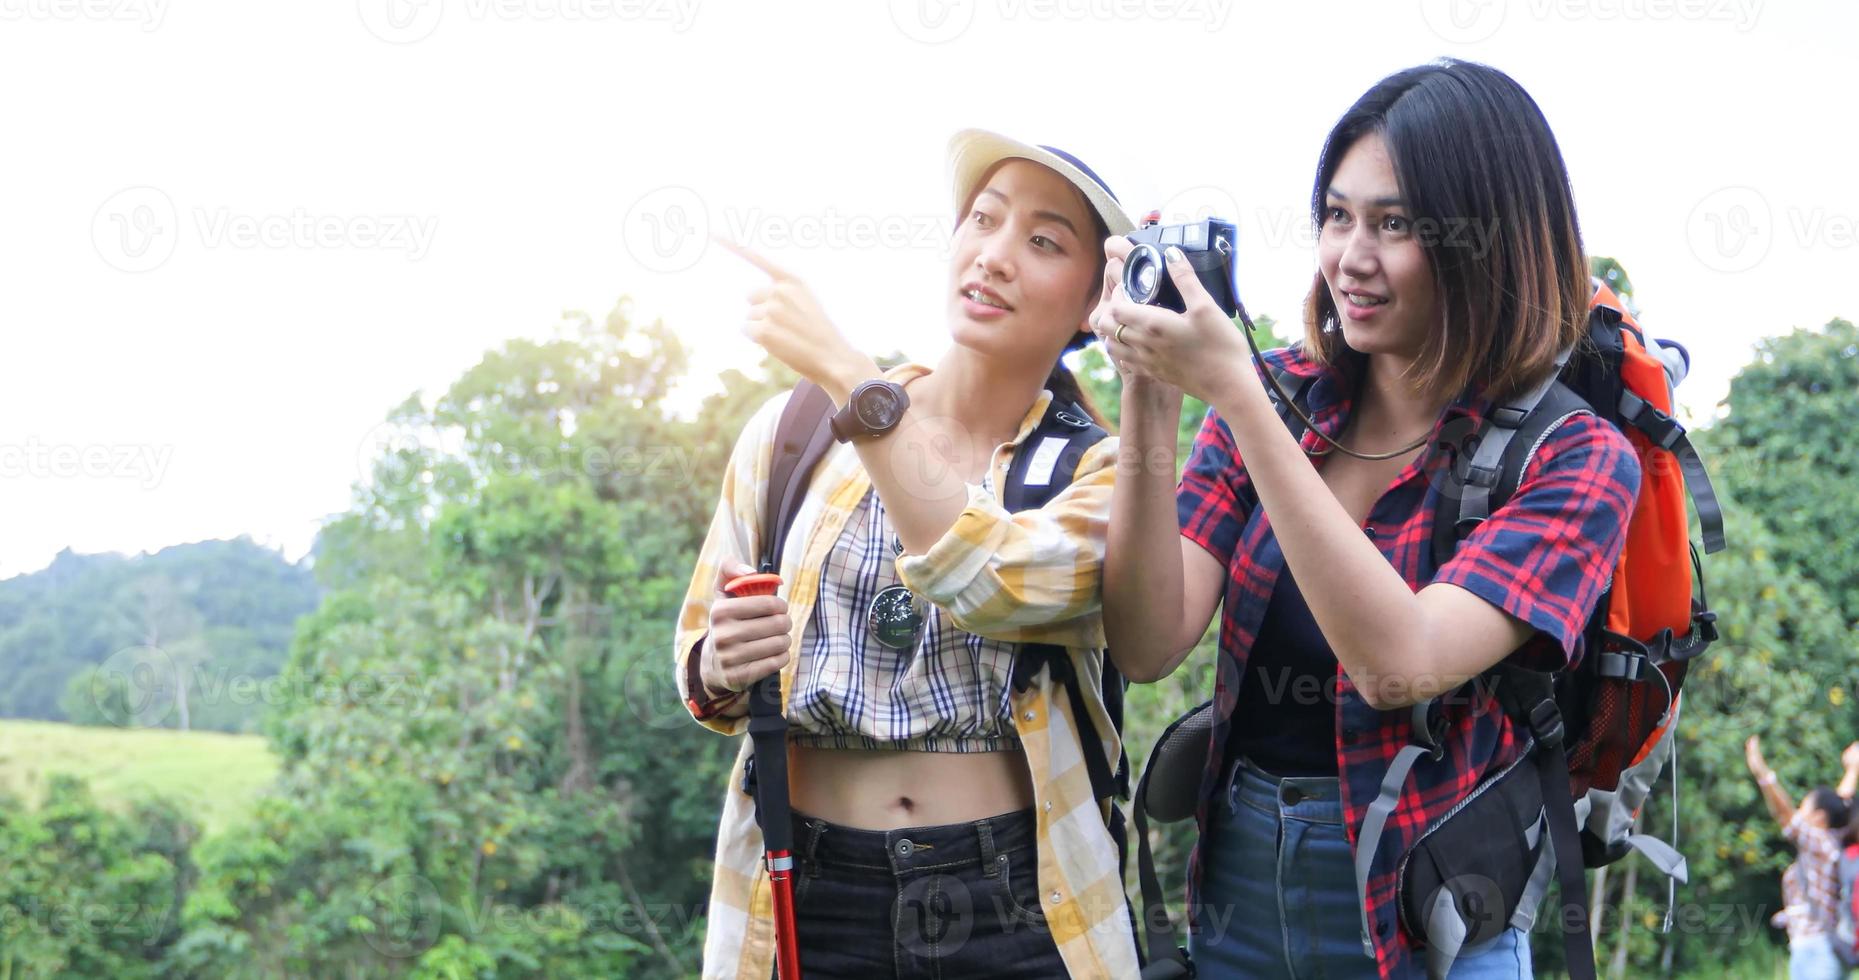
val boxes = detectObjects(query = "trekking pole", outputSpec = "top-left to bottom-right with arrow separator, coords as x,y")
724,568 -> 801,980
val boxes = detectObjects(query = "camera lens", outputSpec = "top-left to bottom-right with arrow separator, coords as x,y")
1124,243 -> 1164,305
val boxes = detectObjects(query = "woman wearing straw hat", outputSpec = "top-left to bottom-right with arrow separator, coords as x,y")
675,130 -> 1143,978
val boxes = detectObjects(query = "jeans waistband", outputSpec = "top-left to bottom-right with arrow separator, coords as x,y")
1223,756 -> 1344,826
788,807 -> 1038,876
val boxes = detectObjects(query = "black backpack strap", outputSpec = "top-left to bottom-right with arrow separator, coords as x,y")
1003,398 -> 1103,513
762,381 -> 838,573
1012,644 -> 1120,803
742,382 -> 838,846
1269,367 -> 1314,446
1220,367 -> 1314,522
1492,663 -> 1598,980
1132,703 -> 1212,979
1614,388 -> 1726,555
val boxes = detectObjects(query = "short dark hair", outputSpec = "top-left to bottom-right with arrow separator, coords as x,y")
1301,59 -> 1588,404
1808,786 -> 1851,831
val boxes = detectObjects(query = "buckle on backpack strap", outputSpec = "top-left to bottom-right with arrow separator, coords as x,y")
1451,456 -> 1502,490
1619,391 -> 1685,451
1490,405 -> 1530,428
1527,700 -> 1566,749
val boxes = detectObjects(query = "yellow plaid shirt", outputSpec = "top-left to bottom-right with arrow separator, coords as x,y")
674,363 -> 1141,979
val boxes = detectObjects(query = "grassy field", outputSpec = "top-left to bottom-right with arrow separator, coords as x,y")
0,718 -> 278,835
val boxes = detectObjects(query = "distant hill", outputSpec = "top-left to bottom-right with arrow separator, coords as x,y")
0,537 -> 319,732
0,718 -> 278,835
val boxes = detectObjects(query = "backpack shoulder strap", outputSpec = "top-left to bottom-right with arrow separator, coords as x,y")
1269,366 -> 1315,445
761,381 -> 838,573
1002,398 -> 1105,513
1226,366 -> 1314,516
1000,398 -> 1126,802
1430,370 -> 1588,571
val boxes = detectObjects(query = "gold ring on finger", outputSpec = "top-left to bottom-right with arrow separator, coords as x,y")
1115,323 -> 1129,345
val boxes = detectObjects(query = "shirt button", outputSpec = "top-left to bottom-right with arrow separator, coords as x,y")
1044,801 -> 1052,812
1050,890 -> 1063,906
1024,710 -> 1036,722
1364,526 -> 1377,539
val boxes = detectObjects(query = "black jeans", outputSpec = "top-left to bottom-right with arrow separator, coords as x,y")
771,806 -> 1069,979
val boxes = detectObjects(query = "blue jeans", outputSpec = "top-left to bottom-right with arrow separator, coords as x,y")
1190,758 -> 1533,979
1790,932 -> 1843,980
775,807 -> 1069,979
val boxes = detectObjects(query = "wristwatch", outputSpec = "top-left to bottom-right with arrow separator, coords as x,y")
830,379 -> 910,443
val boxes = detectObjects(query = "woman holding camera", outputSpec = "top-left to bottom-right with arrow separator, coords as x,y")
675,131 -> 1142,978
1098,60 -> 1642,978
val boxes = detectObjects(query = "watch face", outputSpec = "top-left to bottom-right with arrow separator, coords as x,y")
857,386 -> 902,428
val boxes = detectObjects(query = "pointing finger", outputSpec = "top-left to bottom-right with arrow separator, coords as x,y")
715,237 -> 794,281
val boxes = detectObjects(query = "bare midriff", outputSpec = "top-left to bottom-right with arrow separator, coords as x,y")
787,744 -> 1037,830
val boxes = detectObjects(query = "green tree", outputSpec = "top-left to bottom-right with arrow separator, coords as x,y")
1703,319 -> 1859,622
179,301 -> 792,978
1591,255 -> 1638,316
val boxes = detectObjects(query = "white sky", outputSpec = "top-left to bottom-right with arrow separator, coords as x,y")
1,0 -> 1852,579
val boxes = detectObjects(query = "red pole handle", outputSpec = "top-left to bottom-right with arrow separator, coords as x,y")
724,572 -> 782,599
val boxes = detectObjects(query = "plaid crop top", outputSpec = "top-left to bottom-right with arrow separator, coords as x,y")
786,485 -> 1024,753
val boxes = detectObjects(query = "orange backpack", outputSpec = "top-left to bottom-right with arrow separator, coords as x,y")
1419,278 -> 1726,976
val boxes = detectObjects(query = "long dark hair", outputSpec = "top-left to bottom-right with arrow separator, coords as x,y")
1301,59 -> 1589,403
1050,199 -> 1113,429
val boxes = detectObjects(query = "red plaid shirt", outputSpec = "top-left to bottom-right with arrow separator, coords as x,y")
1175,345 -> 1641,977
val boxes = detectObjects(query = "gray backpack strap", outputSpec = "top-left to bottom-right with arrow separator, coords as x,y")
1510,812 -> 1557,934
1430,353 -> 1579,571
1423,887 -> 1472,980
1353,700 -> 1444,957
